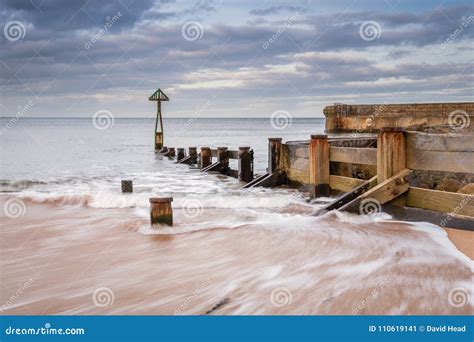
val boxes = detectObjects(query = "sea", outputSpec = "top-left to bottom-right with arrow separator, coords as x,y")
0,117 -> 471,315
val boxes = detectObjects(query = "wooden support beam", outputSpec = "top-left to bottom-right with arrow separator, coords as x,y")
121,180 -> 133,193
238,146 -> 254,182
167,147 -> 176,158
309,134 -> 330,198
377,127 -> 407,183
316,175 -> 377,214
406,187 -> 474,217
188,147 -> 197,164
155,132 -> 163,151
268,138 -> 283,173
329,147 -> 377,165
200,147 -> 212,169
149,197 -> 173,226
177,148 -> 185,161
339,169 -> 412,213
217,147 -> 229,174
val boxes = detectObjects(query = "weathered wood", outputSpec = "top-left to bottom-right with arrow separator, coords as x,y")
316,175 -> 377,214
238,146 -> 254,182
268,138 -> 283,173
167,147 -> 176,158
329,175 -> 366,192
309,134 -> 330,197
217,147 -> 229,174
339,169 -> 412,212
406,187 -> 474,217
149,197 -> 173,226
200,147 -> 212,168
155,132 -> 163,151
121,180 -> 133,193
177,148 -> 185,160
377,127 -> 407,183
188,147 -> 198,164
329,147 -> 377,165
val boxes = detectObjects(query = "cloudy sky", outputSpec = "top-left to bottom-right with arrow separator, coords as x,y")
0,0 -> 473,118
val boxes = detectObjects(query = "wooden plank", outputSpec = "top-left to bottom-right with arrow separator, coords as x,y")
329,175 -> 366,192
315,175 -> 378,214
339,169 -> 412,212
406,187 -> 474,217
329,147 -> 377,165
407,149 -> 474,173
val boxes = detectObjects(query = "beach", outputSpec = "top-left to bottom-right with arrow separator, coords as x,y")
1,196 -> 472,315
1,118 -> 472,315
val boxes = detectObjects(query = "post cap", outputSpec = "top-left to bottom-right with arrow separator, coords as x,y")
188,146 -> 197,150
200,146 -> 211,150
310,134 -> 328,140
268,137 -> 282,141
217,146 -> 228,150
149,197 -> 173,203
239,146 -> 251,150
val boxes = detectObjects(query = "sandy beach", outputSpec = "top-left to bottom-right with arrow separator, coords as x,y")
1,197 -> 472,315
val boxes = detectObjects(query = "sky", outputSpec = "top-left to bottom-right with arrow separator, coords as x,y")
0,0 -> 473,118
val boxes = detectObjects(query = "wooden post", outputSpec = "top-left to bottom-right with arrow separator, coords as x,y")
168,147 -> 176,158
268,138 -> 282,173
238,147 -> 254,182
149,197 -> 173,226
188,147 -> 197,164
309,134 -> 330,198
155,132 -> 163,151
177,148 -> 185,160
121,180 -> 133,193
377,127 -> 406,183
200,147 -> 212,168
217,147 -> 229,173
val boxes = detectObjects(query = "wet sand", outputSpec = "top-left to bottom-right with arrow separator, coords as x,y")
445,228 -> 473,259
0,198 -> 472,315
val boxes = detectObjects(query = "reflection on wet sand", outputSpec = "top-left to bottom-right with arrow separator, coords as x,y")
1,198 -> 472,315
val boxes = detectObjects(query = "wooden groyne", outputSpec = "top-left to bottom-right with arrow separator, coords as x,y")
149,94 -> 473,229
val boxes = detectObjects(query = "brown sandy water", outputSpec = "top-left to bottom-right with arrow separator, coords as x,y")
0,196 -> 472,315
